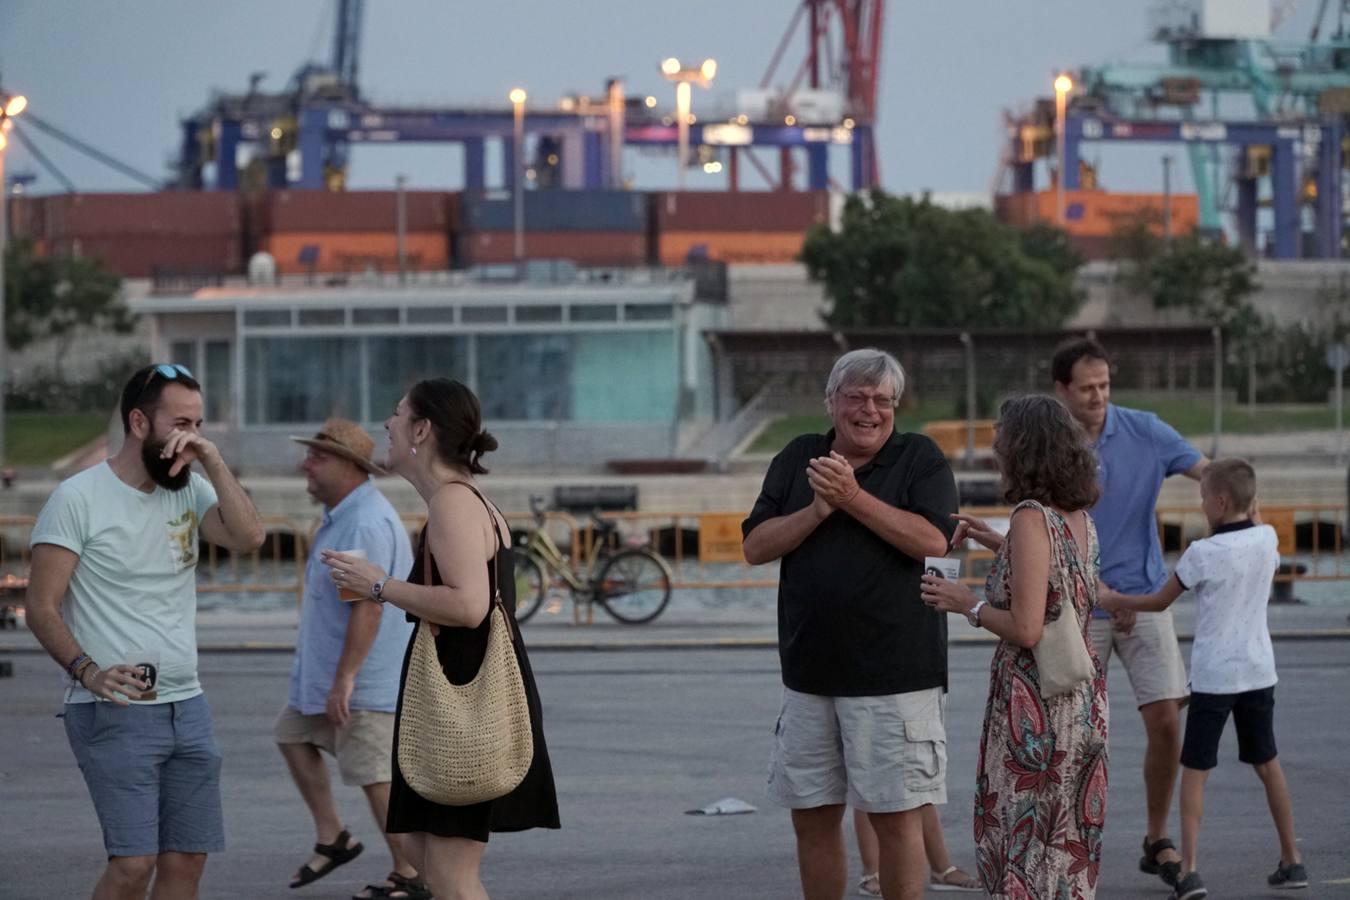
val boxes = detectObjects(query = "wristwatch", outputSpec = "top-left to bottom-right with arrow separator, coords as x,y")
371,576 -> 391,603
966,599 -> 988,628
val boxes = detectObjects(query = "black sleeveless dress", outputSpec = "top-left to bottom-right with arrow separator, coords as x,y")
386,493 -> 560,842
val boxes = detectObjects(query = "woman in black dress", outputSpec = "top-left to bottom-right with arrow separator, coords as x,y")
324,378 -> 559,898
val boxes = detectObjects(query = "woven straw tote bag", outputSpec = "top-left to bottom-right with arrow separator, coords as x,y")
397,503 -> 534,805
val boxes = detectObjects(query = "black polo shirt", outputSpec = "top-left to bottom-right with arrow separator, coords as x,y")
742,429 -> 958,697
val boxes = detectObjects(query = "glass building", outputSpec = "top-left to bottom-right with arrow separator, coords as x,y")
131,275 -> 723,470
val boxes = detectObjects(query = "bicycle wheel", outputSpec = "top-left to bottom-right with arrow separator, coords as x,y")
512,551 -> 547,623
595,548 -> 672,624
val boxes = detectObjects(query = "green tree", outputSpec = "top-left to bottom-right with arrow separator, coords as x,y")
800,190 -> 1083,328
1144,234 -> 1261,335
4,237 -> 135,375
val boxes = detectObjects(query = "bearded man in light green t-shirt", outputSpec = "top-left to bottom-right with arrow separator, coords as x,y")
26,363 -> 265,900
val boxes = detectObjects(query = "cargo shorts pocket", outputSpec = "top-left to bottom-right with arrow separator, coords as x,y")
901,719 -> 947,793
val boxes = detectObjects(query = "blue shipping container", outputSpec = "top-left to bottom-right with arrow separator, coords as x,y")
462,190 -> 649,233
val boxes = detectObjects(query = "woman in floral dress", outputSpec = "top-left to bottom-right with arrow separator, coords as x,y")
922,395 -> 1109,899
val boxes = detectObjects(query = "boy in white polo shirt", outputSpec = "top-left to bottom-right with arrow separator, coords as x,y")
1099,459 -> 1307,900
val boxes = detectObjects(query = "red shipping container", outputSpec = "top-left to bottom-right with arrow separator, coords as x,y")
53,234 -> 243,278
257,190 -> 452,234
654,191 -> 830,233
42,192 -> 241,239
7,196 -> 45,240
466,230 -> 649,266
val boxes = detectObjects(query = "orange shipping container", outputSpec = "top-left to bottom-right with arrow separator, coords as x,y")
467,231 -> 648,266
260,231 -> 448,275
1003,190 -> 1200,238
658,230 -> 806,266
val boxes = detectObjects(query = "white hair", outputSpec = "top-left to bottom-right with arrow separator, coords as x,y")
825,348 -> 905,407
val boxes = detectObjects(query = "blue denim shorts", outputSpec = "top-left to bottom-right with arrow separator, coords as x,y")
64,694 -> 225,858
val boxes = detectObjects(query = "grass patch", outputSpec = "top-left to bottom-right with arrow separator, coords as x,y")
748,391 -> 1344,454
5,411 -> 109,467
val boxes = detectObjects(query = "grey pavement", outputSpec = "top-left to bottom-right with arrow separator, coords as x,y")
2,644 -> 1349,899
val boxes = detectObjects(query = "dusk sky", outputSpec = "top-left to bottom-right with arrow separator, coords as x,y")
0,1 -> 1326,198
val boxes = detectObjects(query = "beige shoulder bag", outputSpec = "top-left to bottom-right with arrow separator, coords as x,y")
397,488 -> 534,805
1023,502 -> 1096,698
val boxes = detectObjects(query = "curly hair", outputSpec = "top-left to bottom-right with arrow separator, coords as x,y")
993,394 -> 1099,511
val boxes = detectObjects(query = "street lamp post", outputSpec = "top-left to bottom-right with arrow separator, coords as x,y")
509,88 -> 527,261
661,58 -> 716,191
0,92 -> 28,472
1053,73 -> 1073,226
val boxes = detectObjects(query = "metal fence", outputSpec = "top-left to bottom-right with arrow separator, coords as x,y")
1,503 -> 1344,617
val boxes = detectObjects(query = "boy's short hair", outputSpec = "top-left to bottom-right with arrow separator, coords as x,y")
1203,458 -> 1257,513
1050,337 -> 1111,385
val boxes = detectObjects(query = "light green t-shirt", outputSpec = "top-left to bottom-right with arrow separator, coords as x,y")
31,462 -> 218,704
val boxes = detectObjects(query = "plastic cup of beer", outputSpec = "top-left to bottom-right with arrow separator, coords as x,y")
126,647 -> 160,701
337,549 -> 367,601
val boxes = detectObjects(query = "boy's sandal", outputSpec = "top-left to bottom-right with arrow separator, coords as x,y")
289,828 -> 364,889
1140,836 -> 1182,887
930,865 -> 982,892
353,872 -> 433,900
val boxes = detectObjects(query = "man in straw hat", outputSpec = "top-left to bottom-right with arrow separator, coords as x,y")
275,418 -> 425,899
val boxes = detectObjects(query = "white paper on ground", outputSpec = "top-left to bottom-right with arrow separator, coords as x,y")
685,797 -> 757,815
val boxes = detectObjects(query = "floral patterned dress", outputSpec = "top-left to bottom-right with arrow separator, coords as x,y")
974,500 -> 1109,900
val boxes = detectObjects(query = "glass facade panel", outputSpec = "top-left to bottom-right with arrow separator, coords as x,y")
169,341 -> 196,371
407,307 -> 456,325
515,305 -> 563,324
203,341 -> 233,423
244,337 -> 360,424
462,305 -> 509,324
624,303 -> 674,322
298,308 -> 345,326
572,331 -> 676,422
354,307 -> 400,325
477,334 -> 571,421
570,304 -> 617,323
367,335 -> 470,420
243,309 -> 291,327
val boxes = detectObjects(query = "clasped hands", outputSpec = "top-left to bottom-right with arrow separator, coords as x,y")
806,451 -> 861,514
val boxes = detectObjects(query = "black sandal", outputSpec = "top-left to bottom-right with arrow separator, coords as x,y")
289,828 -> 364,889
1140,836 -> 1182,887
352,872 -> 431,900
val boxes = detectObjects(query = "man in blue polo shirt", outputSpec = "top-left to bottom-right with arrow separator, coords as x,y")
275,418 -> 422,898
1052,338 -> 1209,890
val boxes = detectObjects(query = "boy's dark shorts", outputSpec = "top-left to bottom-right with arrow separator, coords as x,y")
1181,685 -> 1278,771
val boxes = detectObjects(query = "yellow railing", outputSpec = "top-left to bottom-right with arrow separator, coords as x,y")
0,503 -> 1344,607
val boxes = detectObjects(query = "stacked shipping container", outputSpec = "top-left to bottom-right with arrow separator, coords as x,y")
460,190 -> 650,266
250,190 -> 455,275
996,189 -> 1201,259
11,192 -> 242,278
653,191 -> 830,266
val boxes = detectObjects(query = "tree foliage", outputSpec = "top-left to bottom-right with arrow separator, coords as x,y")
4,238 -> 135,368
800,190 -> 1083,329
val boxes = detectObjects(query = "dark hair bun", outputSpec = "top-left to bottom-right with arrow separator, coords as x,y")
471,430 -> 499,455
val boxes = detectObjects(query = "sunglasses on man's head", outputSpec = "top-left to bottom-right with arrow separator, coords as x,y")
133,363 -> 194,407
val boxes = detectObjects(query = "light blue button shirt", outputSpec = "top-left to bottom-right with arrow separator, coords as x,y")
1090,404 -> 1203,610
288,480 -> 414,714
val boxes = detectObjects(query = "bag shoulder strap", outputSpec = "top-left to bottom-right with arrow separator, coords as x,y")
430,481 -> 516,640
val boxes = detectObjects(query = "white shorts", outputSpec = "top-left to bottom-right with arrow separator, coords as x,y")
1089,609 -> 1189,708
766,686 -> 947,813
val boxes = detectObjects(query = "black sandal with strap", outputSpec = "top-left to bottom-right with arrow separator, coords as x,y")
352,871 -> 431,900
1140,836 -> 1182,887
289,828 -> 364,889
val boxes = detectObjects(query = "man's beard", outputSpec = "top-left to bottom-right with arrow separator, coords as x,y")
141,431 -> 191,491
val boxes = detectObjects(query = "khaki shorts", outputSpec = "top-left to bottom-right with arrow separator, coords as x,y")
766,686 -> 947,813
1089,609 -> 1189,708
273,706 -> 395,787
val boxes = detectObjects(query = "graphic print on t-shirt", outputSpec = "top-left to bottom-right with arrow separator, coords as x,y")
165,509 -> 200,569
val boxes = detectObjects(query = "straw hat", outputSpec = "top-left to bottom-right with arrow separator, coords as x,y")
290,418 -> 387,476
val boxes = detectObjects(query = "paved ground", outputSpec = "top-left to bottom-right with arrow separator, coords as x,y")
2,641 -> 1348,899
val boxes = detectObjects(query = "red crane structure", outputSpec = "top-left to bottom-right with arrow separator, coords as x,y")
760,0 -> 886,187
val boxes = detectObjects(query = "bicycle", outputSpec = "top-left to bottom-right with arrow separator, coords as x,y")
511,496 -> 673,625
